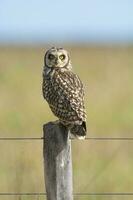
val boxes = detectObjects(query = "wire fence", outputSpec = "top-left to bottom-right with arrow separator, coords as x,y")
0,135 -> 133,198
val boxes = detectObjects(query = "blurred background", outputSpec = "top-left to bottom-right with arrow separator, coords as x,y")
0,0 -> 133,199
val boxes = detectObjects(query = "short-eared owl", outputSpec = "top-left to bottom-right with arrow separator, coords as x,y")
42,47 -> 87,139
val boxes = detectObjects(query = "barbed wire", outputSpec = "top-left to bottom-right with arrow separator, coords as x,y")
0,137 -> 133,141
0,192 -> 133,196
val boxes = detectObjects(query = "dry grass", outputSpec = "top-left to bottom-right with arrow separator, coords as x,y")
0,45 -> 133,200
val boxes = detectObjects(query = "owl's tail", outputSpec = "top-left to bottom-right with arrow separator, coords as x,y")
70,121 -> 87,140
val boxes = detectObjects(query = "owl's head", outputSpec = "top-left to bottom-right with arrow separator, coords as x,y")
44,47 -> 72,70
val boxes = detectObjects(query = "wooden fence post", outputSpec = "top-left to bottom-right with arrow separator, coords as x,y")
43,121 -> 73,200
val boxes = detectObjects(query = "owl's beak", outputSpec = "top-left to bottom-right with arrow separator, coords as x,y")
55,58 -> 58,65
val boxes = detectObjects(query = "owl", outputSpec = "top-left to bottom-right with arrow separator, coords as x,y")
42,47 -> 87,139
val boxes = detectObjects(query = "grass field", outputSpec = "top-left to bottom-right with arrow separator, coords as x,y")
0,45 -> 133,200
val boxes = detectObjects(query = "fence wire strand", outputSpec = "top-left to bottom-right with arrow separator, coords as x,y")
0,192 -> 133,196
0,137 -> 133,141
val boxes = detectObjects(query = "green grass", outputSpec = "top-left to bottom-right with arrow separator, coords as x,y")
0,45 -> 133,200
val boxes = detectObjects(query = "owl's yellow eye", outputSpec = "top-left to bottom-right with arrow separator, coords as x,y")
59,54 -> 65,60
48,54 -> 55,60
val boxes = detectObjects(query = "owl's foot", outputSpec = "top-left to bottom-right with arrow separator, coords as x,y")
76,135 -> 86,140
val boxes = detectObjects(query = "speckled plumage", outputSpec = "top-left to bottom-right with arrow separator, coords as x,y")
42,47 -> 87,138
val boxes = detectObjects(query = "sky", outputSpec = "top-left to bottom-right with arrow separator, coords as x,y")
0,0 -> 133,44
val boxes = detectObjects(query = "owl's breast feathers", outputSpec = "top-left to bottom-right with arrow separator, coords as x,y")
42,69 -> 86,123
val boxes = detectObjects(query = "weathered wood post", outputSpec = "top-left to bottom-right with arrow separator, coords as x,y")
43,121 -> 73,200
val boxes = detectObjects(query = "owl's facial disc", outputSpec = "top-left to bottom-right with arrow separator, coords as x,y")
45,47 -> 69,68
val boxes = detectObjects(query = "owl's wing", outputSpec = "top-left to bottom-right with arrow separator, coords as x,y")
53,70 -> 86,121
